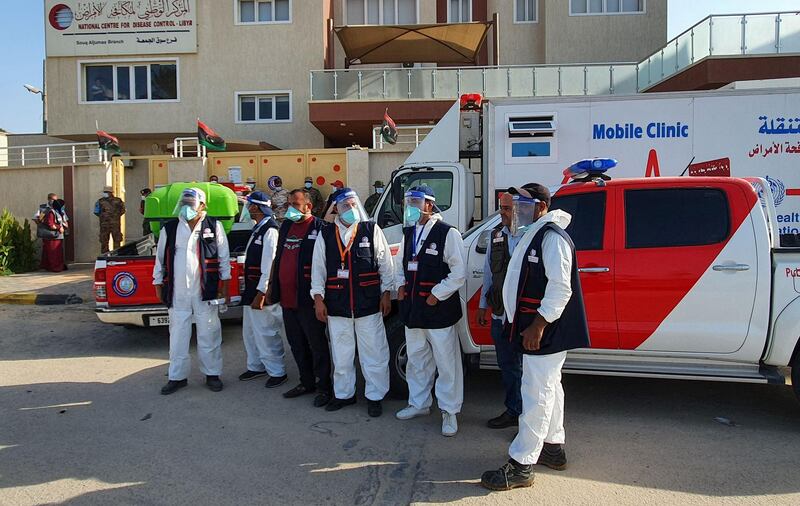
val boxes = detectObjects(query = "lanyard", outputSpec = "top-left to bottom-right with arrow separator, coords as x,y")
335,223 -> 359,269
411,223 -> 426,259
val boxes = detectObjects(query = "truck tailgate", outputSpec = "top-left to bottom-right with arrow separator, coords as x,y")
104,257 -> 160,306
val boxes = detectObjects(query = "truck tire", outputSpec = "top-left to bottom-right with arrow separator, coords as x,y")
386,315 -> 409,400
792,351 -> 800,404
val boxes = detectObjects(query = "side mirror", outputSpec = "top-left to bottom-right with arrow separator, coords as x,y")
475,230 -> 491,254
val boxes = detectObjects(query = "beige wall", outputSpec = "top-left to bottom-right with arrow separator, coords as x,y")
47,0 -> 326,150
488,0 -> 546,65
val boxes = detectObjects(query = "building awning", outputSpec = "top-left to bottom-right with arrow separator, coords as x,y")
335,22 -> 492,66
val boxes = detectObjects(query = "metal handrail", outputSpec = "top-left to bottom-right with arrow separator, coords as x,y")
173,137 -> 206,158
371,125 -> 433,149
0,141 -> 106,168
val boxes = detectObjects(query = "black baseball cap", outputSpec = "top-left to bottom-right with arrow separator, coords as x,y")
519,182 -> 551,207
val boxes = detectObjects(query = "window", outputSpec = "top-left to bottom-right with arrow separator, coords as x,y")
511,142 -> 550,157
550,192 -> 606,250
376,171 -> 453,229
570,0 -> 644,15
236,92 -> 292,123
237,0 -> 291,23
346,0 -> 417,25
506,114 -> 557,163
448,0 -> 471,22
624,188 -> 729,249
515,0 -> 538,23
83,61 -> 178,103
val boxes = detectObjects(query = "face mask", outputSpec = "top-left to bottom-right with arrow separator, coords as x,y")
103,192 -> 110,198
404,205 -> 422,224
140,196 -> 146,201
285,206 -> 304,222
304,182 -> 312,189
375,187 -> 384,194
180,205 -> 198,221
340,208 -> 360,225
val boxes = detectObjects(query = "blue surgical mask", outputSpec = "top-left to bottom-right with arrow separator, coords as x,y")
340,208 -> 360,225
304,182 -> 312,189
404,205 -> 421,224
285,206 -> 304,222
375,187 -> 384,194
180,205 -> 198,221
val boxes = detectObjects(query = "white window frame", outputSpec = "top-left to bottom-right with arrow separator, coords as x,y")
234,0 -> 292,25
77,57 -> 180,105
235,90 -> 293,124
447,0 -> 472,23
513,0 -> 539,24
504,112 -> 558,164
569,0 -> 646,16
343,0 -> 419,26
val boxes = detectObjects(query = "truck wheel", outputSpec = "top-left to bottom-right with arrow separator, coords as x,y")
386,315 -> 408,400
792,351 -> 800,404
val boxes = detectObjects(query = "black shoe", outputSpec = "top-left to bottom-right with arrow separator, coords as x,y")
313,392 -> 332,408
265,375 -> 288,389
238,370 -> 267,381
367,400 -> 382,418
160,379 -> 187,395
480,460 -> 535,491
206,375 -> 223,392
487,410 -> 519,429
536,443 -> 567,471
283,384 -> 316,399
325,396 -> 356,412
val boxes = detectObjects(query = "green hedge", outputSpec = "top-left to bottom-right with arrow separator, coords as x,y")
0,209 -> 38,275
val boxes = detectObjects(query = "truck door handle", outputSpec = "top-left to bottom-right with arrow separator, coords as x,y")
712,263 -> 750,272
578,267 -> 610,273
107,261 -> 128,266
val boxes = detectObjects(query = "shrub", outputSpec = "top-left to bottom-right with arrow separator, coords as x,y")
0,209 -> 38,275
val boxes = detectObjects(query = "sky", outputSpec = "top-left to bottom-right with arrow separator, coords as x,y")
0,0 -> 798,134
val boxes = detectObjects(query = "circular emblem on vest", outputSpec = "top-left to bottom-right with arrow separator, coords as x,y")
112,272 -> 138,298
429,243 -> 437,250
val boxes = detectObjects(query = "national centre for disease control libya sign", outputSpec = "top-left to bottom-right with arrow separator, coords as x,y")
45,0 -> 197,57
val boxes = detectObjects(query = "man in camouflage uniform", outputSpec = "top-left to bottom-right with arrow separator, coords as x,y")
268,176 -> 290,223
364,180 -> 385,215
96,185 -> 126,253
304,176 -> 326,217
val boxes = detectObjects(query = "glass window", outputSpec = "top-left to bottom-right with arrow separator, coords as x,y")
238,93 -> 290,122
240,0 -> 255,22
86,66 -> 113,102
607,0 -> 620,11
589,0 -> 603,13
258,97 -> 273,120
449,0 -> 470,22
240,0 -> 289,23
275,0 -> 290,20
240,97 -> 256,121
516,0 -> 537,22
383,0 -> 395,23
116,66 -> 130,100
275,95 -> 290,120
150,64 -> 177,100
571,0 -> 587,14
625,188 -> 730,248
258,0 -> 272,21
347,0 -> 364,24
376,172 -> 454,229
572,0 -> 642,14
511,142 -> 551,157
550,192 -> 606,250
622,0 -> 642,12
398,0 -> 416,23
134,66 -> 148,100
367,0 -> 380,24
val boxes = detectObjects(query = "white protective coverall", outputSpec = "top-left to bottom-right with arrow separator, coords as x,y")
242,217 -> 286,377
393,213 -> 466,415
502,209 -> 574,465
153,214 -> 231,380
310,218 -> 394,401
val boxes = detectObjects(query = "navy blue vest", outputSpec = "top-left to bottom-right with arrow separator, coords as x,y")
241,217 -> 279,306
508,223 -> 591,355
269,217 -> 326,309
160,217 -> 221,308
399,220 -> 462,329
322,221 -> 382,318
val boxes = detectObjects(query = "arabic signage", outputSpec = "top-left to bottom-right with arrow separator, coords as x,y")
45,0 -> 197,57
688,158 -> 731,177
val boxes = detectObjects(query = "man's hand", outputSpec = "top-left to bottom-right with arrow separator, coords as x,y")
521,314 -> 548,351
154,284 -> 163,301
221,281 -> 230,305
314,295 -> 328,323
397,286 -> 406,301
426,293 -> 439,306
380,291 -> 391,317
251,291 -> 266,310
477,307 -> 489,326
264,287 -> 273,305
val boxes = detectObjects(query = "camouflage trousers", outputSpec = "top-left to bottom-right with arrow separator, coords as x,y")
100,223 -> 123,253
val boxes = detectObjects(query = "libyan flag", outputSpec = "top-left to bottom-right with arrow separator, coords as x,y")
96,130 -> 120,153
380,110 -> 397,145
198,119 -> 226,151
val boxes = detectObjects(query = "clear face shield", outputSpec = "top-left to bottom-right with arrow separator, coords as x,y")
510,194 -> 539,236
173,188 -> 205,221
403,190 -> 438,227
335,191 -> 367,227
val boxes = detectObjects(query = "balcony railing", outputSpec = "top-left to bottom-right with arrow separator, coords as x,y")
310,11 -> 800,102
372,125 -> 433,150
0,142 -> 107,168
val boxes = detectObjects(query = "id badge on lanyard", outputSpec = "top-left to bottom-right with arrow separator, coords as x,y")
407,225 -> 424,272
335,224 -> 358,279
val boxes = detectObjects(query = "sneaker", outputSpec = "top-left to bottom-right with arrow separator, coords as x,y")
265,375 -> 288,389
536,443 -> 567,471
282,384 -> 315,399
325,396 -> 356,412
367,400 -> 382,418
441,411 -> 458,437
206,375 -> 223,392
480,460 -> 535,491
395,405 -> 431,420
160,379 -> 187,395
238,370 -> 267,381
313,392 -> 332,408
487,410 -> 519,429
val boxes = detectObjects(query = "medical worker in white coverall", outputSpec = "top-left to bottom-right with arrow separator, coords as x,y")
393,186 -> 466,437
480,184 -> 591,491
237,191 -> 288,388
153,188 -> 231,395
311,188 -> 394,417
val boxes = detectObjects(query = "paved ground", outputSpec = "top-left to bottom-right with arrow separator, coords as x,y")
0,273 -> 799,505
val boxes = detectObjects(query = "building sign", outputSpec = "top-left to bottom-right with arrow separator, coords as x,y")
45,0 -> 197,57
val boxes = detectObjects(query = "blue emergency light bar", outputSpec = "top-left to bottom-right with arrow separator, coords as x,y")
563,158 -> 618,178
